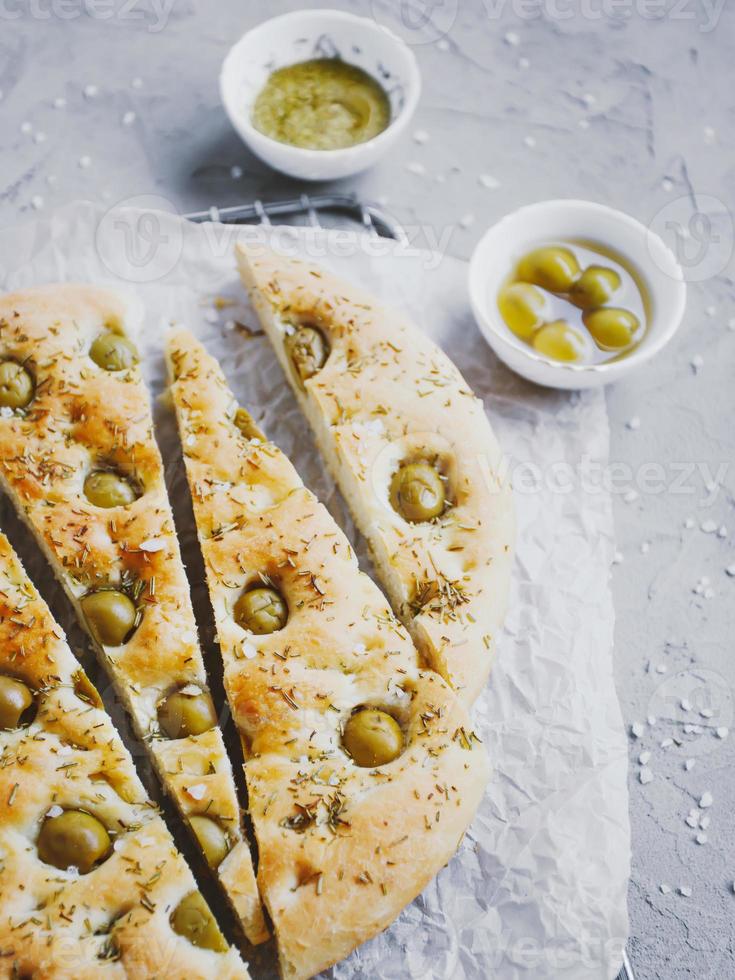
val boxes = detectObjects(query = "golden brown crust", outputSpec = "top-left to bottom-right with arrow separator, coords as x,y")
167,330 -> 489,980
0,284 -> 266,946
0,532 -> 249,979
236,243 -> 514,706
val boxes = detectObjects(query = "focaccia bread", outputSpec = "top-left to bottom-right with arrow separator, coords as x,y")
236,244 -> 514,706
166,330 -> 488,980
0,284 -> 266,946
0,531 -> 248,978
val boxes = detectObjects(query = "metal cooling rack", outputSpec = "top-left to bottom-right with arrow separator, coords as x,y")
185,191 -> 408,244
185,187 -> 637,980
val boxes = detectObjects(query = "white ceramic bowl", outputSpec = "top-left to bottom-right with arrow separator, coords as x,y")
220,10 -> 421,181
468,199 -> 687,389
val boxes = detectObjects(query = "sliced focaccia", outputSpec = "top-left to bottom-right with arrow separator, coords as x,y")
237,243 -> 514,706
0,285 -> 266,946
0,531 -> 249,978
166,330 -> 489,980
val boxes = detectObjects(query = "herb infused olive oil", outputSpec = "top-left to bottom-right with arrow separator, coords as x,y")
252,58 -> 391,150
497,241 -> 650,364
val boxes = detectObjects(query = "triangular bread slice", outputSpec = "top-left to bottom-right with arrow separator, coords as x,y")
0,531 -> 249,977
236,243 -> 514,706
166,330 -> 489,980
0,285 -> 266,945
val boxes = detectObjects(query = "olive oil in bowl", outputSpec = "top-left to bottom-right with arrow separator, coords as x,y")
497,241 -> 650,365
252,58 -> 391,151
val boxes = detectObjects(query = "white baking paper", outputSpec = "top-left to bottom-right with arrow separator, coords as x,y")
0,201 -> 630,980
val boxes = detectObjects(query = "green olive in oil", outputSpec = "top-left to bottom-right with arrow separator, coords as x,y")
497,240 -> 650,365
252,58 -> 391,151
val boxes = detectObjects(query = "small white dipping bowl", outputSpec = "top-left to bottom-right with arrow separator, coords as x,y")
220,10 -> 421,181
468,199 -> 687,389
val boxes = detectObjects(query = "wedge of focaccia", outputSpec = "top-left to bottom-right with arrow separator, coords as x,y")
237,243 -> 514,706
0,531 -> 249,978
166,330 -> 489,980
0,285 -> 267,946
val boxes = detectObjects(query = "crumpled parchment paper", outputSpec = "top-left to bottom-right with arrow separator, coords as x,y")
0,201 -> 630,980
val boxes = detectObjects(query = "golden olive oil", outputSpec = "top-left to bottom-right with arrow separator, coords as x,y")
252,58 -> 391,150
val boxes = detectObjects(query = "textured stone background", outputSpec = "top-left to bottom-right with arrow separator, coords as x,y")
1,2 -> 734,978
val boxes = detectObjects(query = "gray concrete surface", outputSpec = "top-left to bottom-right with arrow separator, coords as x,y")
1,2 -> 734,978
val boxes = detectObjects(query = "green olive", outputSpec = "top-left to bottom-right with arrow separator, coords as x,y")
532,320 -> 586,363
583,307 -> 639,351
0,360 -> 34,409
497,282 -> 547,341
37,809 -> 111,873
81,590 -> 137,647
234,587 -> 288,635
0,675 -> 33,730
284,324 -> 328,383
158,687 -> 217,739
189,816 -> 229,869
517,245 -> 581,293
89,332 -> 138,372
83,470 -> 137,508
343,708 -> 403,767
170,891 -> 228,952
233,407 -> 257,438
569,265 -> 622,309
390,462 -> 445,523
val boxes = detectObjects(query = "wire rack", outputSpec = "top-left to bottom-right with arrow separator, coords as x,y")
185,191 -> 408,244
185,188 -> 637,980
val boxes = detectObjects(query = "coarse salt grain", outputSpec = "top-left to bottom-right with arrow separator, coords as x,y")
47,805 -> 64,818
638,750 -> 651,765
640,768 -> 653,785
696,833 -> 708,844
139,538 -> 165,552
186,783 -> 207,801
717,727 -> 729,739
242,642 -> 257,660
479,174 -> 500,189
83,84 -> 99,98
699,792 -> 713,808
685,759 -> 695,771
405,161 -> 426,176
631,722 -> 644,738
412,129 -> 429,144
679,886 -> 692,897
